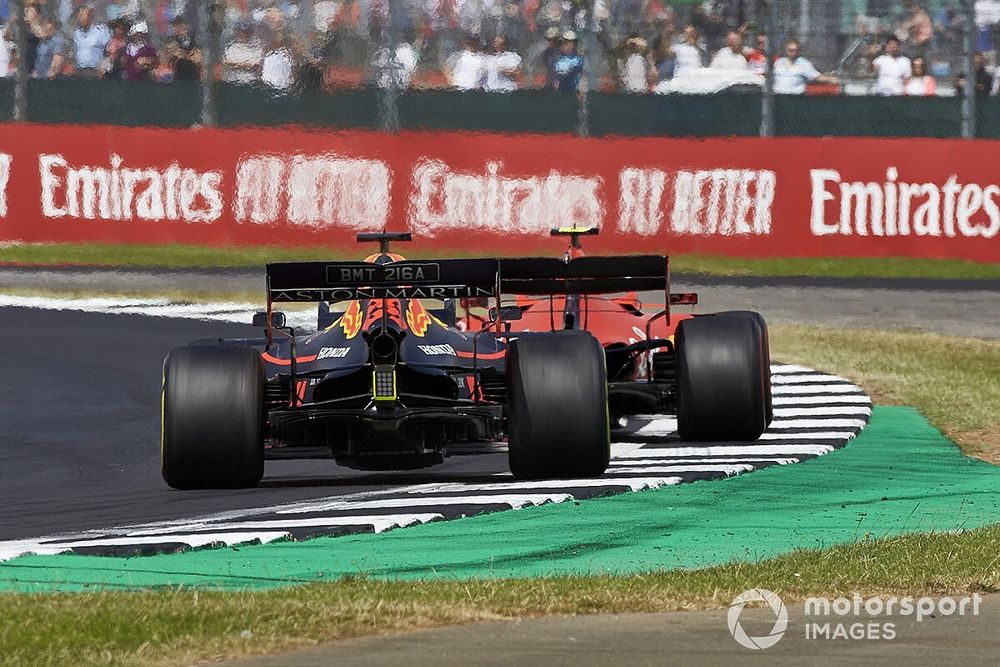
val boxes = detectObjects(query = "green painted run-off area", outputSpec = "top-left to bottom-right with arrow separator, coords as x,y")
2,406 -> 998,592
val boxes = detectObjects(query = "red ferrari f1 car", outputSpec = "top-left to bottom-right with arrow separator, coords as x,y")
160,230 -> 771,489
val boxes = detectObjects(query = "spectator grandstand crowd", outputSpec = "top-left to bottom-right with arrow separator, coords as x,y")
0,1 -> 998,96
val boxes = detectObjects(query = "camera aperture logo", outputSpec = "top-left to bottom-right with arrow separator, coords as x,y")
727,589 -> 789,650
727,590 -> 983,649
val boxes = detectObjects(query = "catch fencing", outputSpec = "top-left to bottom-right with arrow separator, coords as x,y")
4,1 -> 1000,137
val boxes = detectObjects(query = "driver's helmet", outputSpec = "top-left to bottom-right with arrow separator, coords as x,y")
364,252 -> 405,265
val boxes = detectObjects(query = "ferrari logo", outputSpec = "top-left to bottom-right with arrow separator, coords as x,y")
339,300 -> 363,339
406,298 -> 431,337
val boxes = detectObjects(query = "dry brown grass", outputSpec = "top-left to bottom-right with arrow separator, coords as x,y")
769,324 -> 1000,463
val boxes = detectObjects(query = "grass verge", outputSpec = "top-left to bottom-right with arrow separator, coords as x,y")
1,242 -> 998,280
1,526 -> 997,665
769,325 -> 1000,463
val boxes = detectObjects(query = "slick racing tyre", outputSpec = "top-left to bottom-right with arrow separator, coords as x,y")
676,315 -> 768,441
161,345 -> 265,489
715,310 -> 773,426
506,331 -> 610,479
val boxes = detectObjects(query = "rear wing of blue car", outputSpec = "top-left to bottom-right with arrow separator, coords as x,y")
267,258 -> 500,303
265,255 -> 671,303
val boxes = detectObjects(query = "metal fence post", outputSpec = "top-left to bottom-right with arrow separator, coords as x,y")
301,0 -> 315,32
759,1 -> 775,137
198,1 -> 217,127
961,0 -> 976,139
12,0 -> 28,122
577,0 -> 597,138
377,1 -> 400,134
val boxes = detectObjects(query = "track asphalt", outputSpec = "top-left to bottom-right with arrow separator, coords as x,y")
0,302 -> 870,560
0,307 -> 512,541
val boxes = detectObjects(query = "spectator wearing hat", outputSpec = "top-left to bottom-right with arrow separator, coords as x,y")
168,15 -> 197,55
620,35 -> 649,93
223,21 -> 264,85
102,17 -> 128,80
165,15 -> 201,79
164,36 -> 200,82
553,30 -> 583,92
72,4 -> 111,78
672,24 -> 705,77
448,36 -> 484,90
711,29 -> 747,70
122,21 -> 157,81
33,17 -> 65,79
542,26 -> 561,89
483,35 -> 521,92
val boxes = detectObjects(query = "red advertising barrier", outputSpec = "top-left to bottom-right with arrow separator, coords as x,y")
0,123 -> 996,262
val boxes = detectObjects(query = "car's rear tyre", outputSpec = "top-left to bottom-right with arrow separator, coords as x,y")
506,331 -> 610,479
162,345 -> 265,489
715,310 -> 773,425
676,315 -> 768,441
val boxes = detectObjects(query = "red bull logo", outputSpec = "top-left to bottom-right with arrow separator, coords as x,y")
365,299 -> 405,331
339,300 -> 364,339
406,298 -> 431,337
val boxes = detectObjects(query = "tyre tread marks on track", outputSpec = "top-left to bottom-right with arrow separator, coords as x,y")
0,364 -> 870,561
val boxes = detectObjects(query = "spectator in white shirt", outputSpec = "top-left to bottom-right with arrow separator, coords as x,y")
223,22 -> 264,85
620,35 -> 649,92
449,36 -> 484,90
483,36 -> 521,92
871,36 -> 911,96
0,21 -> 13,78
72,5 -> 111,77
773,39 -> 836,94
262,32 -> 296,91
711,30 -> 748,70
673,24 -> 705,77
373,39 -> 420,90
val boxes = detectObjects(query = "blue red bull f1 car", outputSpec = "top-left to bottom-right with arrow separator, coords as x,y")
161,231 -> 772,489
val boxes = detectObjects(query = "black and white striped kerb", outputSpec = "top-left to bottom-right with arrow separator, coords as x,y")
0,364 -> 870,561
